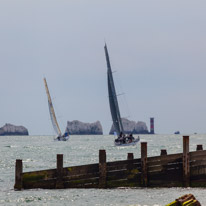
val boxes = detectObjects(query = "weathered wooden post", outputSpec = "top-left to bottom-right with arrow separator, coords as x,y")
127,153 -> 134,170
99,150 -> 107,188
127,153 -> 134,160
160,149 -> 167,156
141,142 -> 147,186
56,154 -> 64,189
196,145 -> 203,151
183,136 -> 190,187
14,159 -> 23,190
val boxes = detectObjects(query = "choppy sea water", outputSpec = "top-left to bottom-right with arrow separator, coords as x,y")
1,134 -> 206,206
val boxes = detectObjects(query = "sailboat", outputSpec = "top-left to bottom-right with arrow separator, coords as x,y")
44,78 -> 69,141
104,44 -> 140,146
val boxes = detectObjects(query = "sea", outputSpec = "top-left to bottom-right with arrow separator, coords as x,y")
1,134 -> 206,206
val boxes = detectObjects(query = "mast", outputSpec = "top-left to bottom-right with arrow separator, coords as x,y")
44,78 -> 62,136
104,44 -> 124,135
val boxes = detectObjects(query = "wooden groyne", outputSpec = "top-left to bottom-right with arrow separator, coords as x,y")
14,136 -> 206,190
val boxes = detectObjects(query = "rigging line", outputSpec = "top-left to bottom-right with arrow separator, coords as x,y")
45,97 -> 55,136
123,93 -> 132,119
116,93 -> 125,96
107,93 -> 124,98
47,107 -> 55,135
50,93 -> 65,132
53,100 -> 65,132
122,116 -> 131,119
114,72 -> 132,120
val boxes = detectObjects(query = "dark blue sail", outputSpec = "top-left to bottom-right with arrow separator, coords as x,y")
104,44 -> 124,136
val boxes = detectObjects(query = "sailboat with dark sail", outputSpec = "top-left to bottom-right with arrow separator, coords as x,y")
44,78 -> 69,141
104,44 -> 140,146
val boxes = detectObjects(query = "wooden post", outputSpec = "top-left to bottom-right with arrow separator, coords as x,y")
160,149 -> 167,156
56,154 -> 64,189
127,153 -> 134,160
99,150 -> 106,188
141,142 -> 147,186
196,145 -> 203,151
14,159 -> 23,190
183,136 -> 190,187
127,153 -> 134,171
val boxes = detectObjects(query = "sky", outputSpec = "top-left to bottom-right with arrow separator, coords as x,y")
0,0 -> 206,135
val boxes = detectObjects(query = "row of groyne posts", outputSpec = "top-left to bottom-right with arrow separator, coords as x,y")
14,136 -> 206,190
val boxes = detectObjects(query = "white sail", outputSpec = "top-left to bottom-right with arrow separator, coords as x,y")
44,78 -> 62,137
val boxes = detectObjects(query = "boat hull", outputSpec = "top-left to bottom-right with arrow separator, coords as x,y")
114,137 -> 140,146
54,135 -> 69,141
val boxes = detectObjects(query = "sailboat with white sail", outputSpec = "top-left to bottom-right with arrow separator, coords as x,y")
104,44 -> 140,146
44,78 -> 69,141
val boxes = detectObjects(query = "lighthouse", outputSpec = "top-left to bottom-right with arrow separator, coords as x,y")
150,117 -> 154,134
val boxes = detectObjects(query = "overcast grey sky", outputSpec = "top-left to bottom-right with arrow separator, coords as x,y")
0,0 -> 206,135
